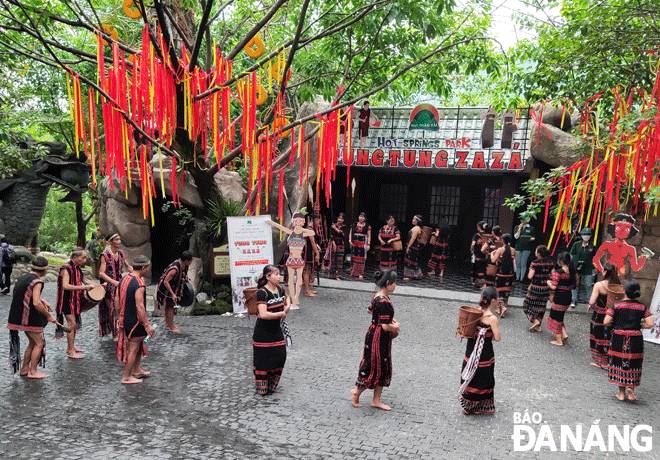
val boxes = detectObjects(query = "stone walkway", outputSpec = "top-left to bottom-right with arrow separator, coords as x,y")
0,283 -> 658,459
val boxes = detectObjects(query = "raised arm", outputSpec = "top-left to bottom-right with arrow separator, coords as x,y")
265,219 -> 293,235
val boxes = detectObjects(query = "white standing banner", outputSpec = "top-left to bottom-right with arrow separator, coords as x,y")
227,216 -> 274,314
643,273 -> 660,344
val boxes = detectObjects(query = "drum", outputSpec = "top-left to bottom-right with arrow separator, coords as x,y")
179,281 -> 195,307
419,226 -> 433,245
80,284 -> 105,312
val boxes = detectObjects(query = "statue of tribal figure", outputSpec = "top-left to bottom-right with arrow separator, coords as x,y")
592,213 -> 652,276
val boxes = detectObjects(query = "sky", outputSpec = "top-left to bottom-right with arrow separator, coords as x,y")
483,0 -> 561,51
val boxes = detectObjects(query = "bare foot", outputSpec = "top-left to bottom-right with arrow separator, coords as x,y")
74,348 -> 85,353
67,351 -> 84,359
358,275 -> 363,279
121,376 -> 142,384
403,278 -> 411,281
626,388 -> 638,401
550,340 -> 564,346
133,369 -> 151,378
562,335 -> 569,341
500,307 -> 507,318
350,389 -> 362,408
616,392 -> 625,401
589,362 -> 602,367
529,322 -> 540,331
371,401 -> 391,411
304,291 -> 317,297
440,272 -> 444,277
427,271 -> 435,275
19,369 -> 28,376
168,326 -> 180,333
27,371 -> 49,379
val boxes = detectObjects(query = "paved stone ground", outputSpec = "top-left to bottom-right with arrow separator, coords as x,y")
0,283 -> 659,459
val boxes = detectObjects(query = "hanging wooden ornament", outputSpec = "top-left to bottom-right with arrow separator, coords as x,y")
101,24 -> 118,46
244,36 -> 265,58
122,0 -> 142,19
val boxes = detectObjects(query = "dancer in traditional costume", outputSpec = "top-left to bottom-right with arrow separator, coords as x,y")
481,226 -> 503,287
403,215 -> 423,280
459,286 -> 501,415
546,252 -> 576,346
378,216 -> 401,271
471,222 -> 489,287
116,256 -> 154,384
328,213 -> 346,279
7,256 -> 56,378
253,265 -> 290,395
588,263 -> 620,368
522,245 -> 553,331
266,213 -> 315,308
349,213 -> 371,279
490,234 -> 516,318
156,250 -> 193,332
428,227 -> 449,276
56,248 -> 98,359
351,270 -> 400,410
98,233 -> 131,339
604,280 -> 653,401
303,214 -> 321,297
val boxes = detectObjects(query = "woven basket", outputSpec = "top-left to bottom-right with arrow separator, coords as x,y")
456,305 -> 483,339
606,284 -> 625,310
419,226 -> 433,245
244,287 -> 259,316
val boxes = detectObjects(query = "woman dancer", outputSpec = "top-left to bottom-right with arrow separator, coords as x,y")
351,270 -> 400,410
378,216 -> 401,271
490,234 -> 516,318
459,286 -> 501,415
303,215 -> 320,297
481,226 -> 503,287
604,280 -> 653,401
546,252 -> 577,346
588,263 -> 620,368
522,245 -> 553,332
471,222 -> 489,287
253,265 -> 290,395
428,227 -> 450,277
349,213 -> 371,279
328,213 -> 346,279
266,213 -> 315,308
403,215 -> 424,280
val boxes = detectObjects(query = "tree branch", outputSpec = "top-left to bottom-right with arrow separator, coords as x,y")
189,0 -> 215,70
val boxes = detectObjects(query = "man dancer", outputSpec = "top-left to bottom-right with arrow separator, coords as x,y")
116,256 -> 154,384
156,250 -> 193,333
7,256 -> 56,378
56,248 -> 97,359
98,233 -> 131,339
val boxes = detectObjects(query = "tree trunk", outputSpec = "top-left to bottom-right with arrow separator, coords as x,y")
75,200 -> 86,247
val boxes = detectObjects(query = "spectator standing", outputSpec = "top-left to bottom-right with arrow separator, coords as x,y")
0,234 -> 16,294
514,217 -> 535,282
569,227 -> 597,308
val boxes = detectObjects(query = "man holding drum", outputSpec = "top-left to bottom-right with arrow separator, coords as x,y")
98,233 -> 132,340
56,248 -> 99,359
156,251 -> 193,333
116,256 -> 155,384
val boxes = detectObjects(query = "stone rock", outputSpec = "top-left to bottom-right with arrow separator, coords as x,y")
14,246 -> 33,263
188,257 -> 203,294
44,273 -> 57,283
196,292 -> 209,303
213,169 -> 245,203
55,253 -> 68,259
150,167 -> 204,208
634,256 -> 660,281
640,234 -> 660,253
40,251 -> 55,257
105,199 -> 150,247
121,242 -> 152,282
534,104 -> 573,132
639,282 -> 655,306
149,152 -> 172,170
530,122 -> 585,167
99,175 -> 140,207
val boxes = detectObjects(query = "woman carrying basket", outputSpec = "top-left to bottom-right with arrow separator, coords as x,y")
459,286 -> 501,415
587,263 -> 620,368
351,270 -> 400,410
253,265 -> 291,396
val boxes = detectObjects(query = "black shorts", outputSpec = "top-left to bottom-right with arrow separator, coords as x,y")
61,300 -> 75,316
125,323 -> 147,340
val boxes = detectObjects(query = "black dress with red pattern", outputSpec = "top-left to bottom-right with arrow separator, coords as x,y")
522,257 -> 553,322
351,222 -> 371,277
590,292 -> 609,367
356,295 -> 394,389
253,286 -> 287,395
606,300 -> 651,387
471,232 -> 487,285
428,232 -> 449,272
329,224 -> 345,278
547,269 -> 573,334
55,261 -> 84,339
459,323 -> 495,414
379,225 -> 400,270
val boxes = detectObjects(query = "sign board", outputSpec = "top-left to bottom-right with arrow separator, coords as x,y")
212,244 -> 230,278
226,216 -> 274,314
643,273 -> 660,345
344,105 -> 530,171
